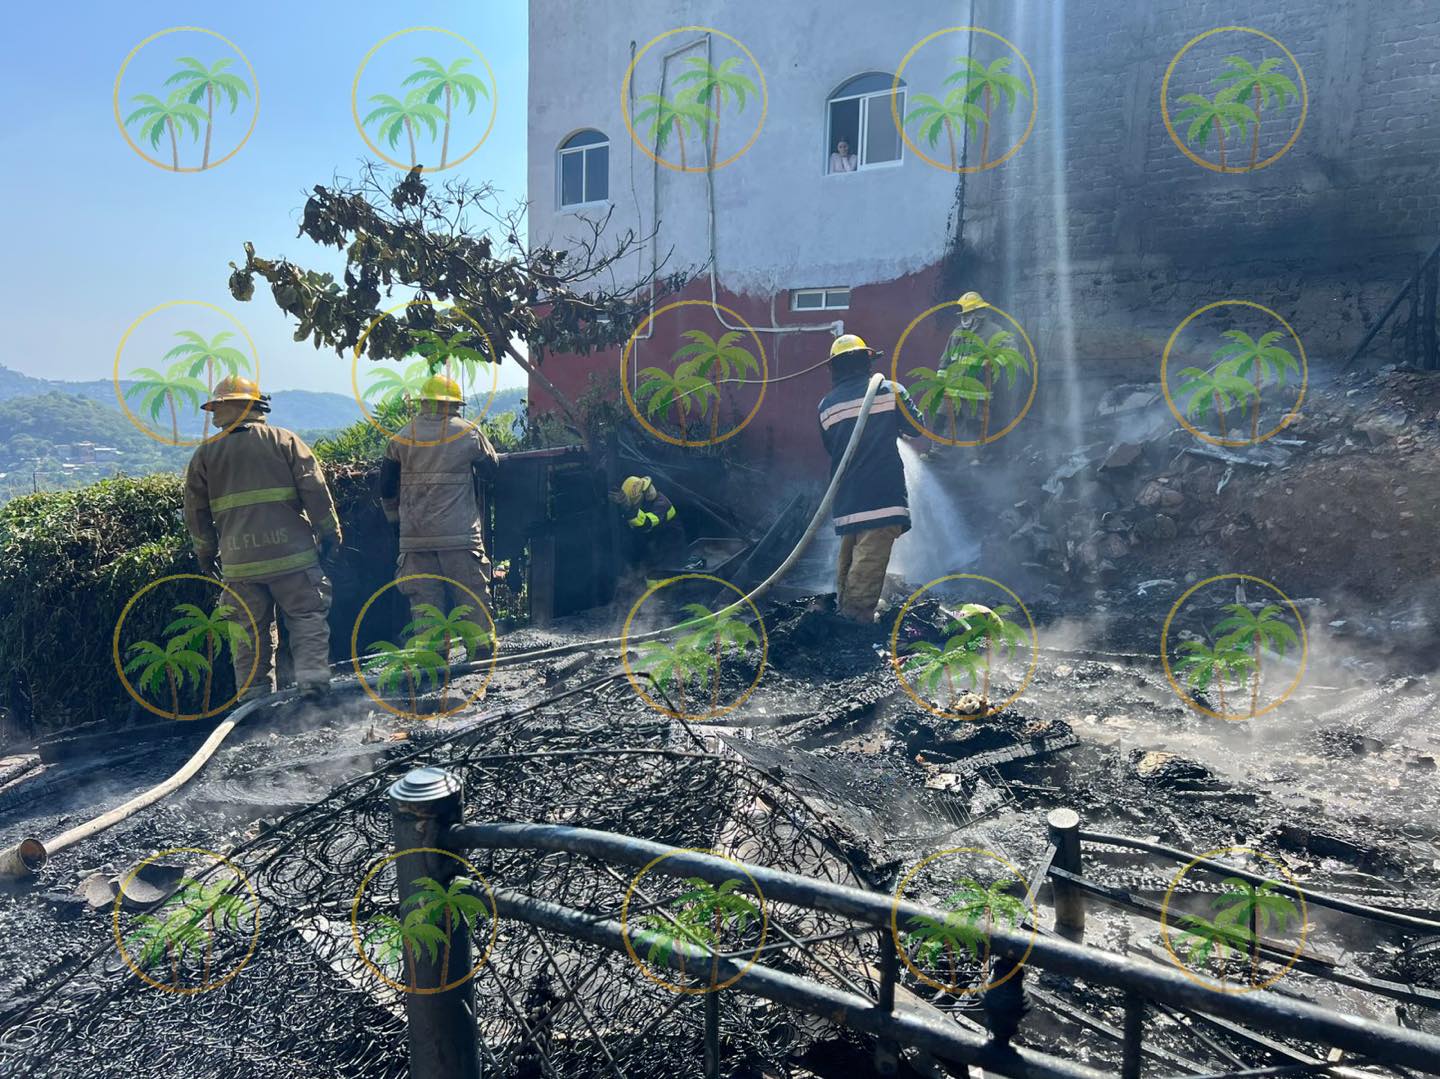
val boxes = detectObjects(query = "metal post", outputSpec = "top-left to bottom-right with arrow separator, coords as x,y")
390,767 -> 481,1079
1121,991 -> 1144,1079
1048,808 -> 1086,941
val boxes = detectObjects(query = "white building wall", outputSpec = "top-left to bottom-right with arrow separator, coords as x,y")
527,0 -> 967,298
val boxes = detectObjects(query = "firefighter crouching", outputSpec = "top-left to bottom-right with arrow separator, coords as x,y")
378,375 -> 499,658
611,475 -> 685,577
184,376 -> 342,702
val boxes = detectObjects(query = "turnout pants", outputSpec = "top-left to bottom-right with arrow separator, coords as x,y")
396,549 -> 492,654
835,524 -> 903,623
223,567 -> 334,699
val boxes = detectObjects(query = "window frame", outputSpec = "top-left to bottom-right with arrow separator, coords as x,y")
825,75 -> 906,175
791,287 -> 851,312
556,130 -> 611,211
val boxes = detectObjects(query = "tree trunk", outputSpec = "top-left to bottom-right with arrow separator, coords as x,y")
981,86 -> 992,166
1249,903 -> 1259,985
167,117 -> 179,171
1250,86 -> 1261,170
947,395 -> 958,439
404,117 -> 417,167
711,95 -> 722,167
980,364 -> 993,441
1217,124 -> 1226,170
167,669 -> 179,718
168,392 -> 179,443
441,84 -> 452,169
676,117 -> 687,170
1212,392 -> 1229,439
405,940 -> 418,991
710,639 -> 721,716
1249,638 -> 1261,718
441,908 -> 453,987
945,118 -> 957,170
943,667 -> 957,710
1250,370 -> 1263,443
203,83 -> 214,169
203,635 -> 215,712
204,359 -> 215,434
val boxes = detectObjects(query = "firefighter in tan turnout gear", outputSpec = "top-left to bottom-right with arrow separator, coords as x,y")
379,375 -> 499,656
184,376 -> 342,702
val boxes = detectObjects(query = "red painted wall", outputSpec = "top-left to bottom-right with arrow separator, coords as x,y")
529,265 -> 951,478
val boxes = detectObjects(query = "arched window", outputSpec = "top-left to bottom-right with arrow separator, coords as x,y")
826,73 -> 906,174
558,129 -> 609,208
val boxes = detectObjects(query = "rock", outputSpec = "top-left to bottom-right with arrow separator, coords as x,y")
1099,441 -> 1143,471
1130,749 -> 1217,789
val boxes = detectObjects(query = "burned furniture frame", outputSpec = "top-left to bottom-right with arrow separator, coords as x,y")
389,767 -> 1440,1079
490,446 -> 618,624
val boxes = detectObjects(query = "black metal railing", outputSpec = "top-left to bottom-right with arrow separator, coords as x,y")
388,767 -> 1440,1079
1344,238 -> 1440,372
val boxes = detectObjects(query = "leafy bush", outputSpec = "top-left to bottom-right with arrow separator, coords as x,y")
0,475 -> 197,734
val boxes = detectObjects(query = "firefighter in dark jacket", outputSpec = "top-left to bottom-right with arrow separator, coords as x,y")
184,376 -> 342,701
378,374 -> 499,654
611,475 -> 685,574
817,334 -> 927,623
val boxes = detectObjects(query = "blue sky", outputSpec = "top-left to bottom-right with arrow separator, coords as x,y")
0,1 -> 530,395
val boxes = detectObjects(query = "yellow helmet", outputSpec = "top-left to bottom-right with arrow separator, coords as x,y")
419,374 -> 465,403
202,375 -> 262,412
957,291 -> 988,314
620,476 -> 653,505
828,333 -> 871,360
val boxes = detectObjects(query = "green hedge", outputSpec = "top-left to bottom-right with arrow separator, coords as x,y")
0,464 -> 407,738
0,475 -> 197,733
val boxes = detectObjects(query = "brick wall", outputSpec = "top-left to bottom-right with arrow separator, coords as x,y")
958,0 -> 1440,400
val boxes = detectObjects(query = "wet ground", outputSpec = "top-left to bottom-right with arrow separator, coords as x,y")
1,584 -> 1438,1074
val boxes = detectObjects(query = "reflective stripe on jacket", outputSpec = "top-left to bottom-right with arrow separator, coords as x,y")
817,376 -> 924,536
625,489 -> 675,530
184,418 -> 341,581
381,412 -> 499,552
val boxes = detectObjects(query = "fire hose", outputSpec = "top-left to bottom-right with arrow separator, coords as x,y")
0,375 -> 888,881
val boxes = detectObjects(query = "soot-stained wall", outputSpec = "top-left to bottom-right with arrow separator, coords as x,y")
961,0 -> 1440,396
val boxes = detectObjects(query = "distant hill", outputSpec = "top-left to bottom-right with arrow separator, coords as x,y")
0,365 -> 526,431
0,364 -> 361,431
0,366 -> 529,501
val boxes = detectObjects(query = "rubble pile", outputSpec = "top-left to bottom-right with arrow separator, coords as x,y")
978,368 -> 1440,641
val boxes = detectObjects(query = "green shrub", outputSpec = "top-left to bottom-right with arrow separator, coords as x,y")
0,475 -> 196,733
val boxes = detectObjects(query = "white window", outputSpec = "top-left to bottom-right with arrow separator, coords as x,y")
557,129 -> 609,208
826,73 -> 906,174
792,288 -> 851,311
